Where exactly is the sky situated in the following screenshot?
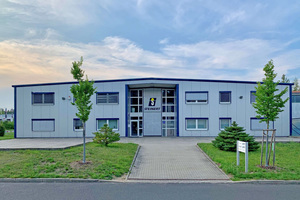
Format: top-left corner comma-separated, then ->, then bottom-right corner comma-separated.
1,0 -> 300,109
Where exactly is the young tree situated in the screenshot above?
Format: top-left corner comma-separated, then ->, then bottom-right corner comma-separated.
293,77 -> 300,91
253,60 -> 289,166
70,57 -> 96,163
253,60 -> 289,129
280,74 -> 290,83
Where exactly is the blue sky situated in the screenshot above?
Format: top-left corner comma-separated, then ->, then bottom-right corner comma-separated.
1,0 -> 300,109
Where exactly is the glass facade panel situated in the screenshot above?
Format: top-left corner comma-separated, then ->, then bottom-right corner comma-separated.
97,120 -> 106,129
197,119 -> 207,129
109,120 -> 118,130
33,94 -> 43,104
250,91 -> 256,103
220,92 -> 231,103
44,93 -> 54,104
220,119 -> 230,130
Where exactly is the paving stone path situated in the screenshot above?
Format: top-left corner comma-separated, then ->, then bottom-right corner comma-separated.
127,139 -> 230,180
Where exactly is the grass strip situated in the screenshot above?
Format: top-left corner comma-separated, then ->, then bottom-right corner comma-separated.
198,142 -> 300,181
0,142 -> 138,180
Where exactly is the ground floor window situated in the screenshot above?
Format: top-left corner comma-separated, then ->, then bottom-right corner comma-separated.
250,118 -> 274,130
220,118 -> 231,130
73,119 -> 83,131
32,119 -> 55,132
97,119 -> 119,130
186,118 -> 208,130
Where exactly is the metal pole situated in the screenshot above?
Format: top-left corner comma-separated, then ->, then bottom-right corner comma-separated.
273,130 -> 276,167
83,122 -> 86,163
265,130 -> 269,167
260,131 -> 264,166
237,141 -> 239,166
245,142 -> 248,173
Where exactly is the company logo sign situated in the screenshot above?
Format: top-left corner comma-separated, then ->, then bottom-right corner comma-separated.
148,98 -> 156,106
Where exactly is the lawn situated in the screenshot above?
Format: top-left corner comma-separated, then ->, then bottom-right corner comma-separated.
198,142 -> 300,181
0,131 -> 14,140
0,142 -> 138,180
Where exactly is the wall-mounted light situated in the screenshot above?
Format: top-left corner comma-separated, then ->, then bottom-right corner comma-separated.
239,96 -> 243,99
62,97 -> 66,100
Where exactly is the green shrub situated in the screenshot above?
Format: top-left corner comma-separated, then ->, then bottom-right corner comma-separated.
3,121 -> 14,130
0,123 -> 5,137
93,124 -> 120,146
212,121 -> 259,152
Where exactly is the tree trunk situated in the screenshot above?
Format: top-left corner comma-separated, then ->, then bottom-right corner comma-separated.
83,122 -> 86,163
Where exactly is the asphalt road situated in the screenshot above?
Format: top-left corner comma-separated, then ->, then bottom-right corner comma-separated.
0,182 -> 299,200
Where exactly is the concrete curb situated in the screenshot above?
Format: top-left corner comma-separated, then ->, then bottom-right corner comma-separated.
0,178 -> 299,184
126,145 -> 141,180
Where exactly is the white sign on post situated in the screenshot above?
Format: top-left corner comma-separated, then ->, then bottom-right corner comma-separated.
237,140 -> 248,173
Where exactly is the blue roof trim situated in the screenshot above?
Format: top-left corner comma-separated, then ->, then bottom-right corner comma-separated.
12,77 -> 294,88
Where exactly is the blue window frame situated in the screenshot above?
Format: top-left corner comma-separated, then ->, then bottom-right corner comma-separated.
185,91 -> 208,104
250,91 -> 256,103
96,118 -> 119,130
32,92 -> 55,105
219,91 -> 231,104
250,118 -> 274,130
96,92 -> 119,104
186,118 -> 208,130
32,119 -> 55,132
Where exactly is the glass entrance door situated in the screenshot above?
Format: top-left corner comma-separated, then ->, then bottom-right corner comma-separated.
130,119 -> 143,137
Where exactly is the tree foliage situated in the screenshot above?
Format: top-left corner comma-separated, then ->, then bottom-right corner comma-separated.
280,74 -> 290,83
293,77 -> 300,91
70,57 -> 96,123
252,60 -> 289,129
212,121 -> 259,152
93,124 -> 120,146
0,123 -> 5,137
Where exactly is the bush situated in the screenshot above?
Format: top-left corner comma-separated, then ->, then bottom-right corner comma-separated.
212,121 -> 259,152
3,121 -> 14,130
0,123 -> 5,137
93,124 -> 120,146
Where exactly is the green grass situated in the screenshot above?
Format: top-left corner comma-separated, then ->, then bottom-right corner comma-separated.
198,142 -> 300,181
0,142 -> 138,179
0,131 -> 14,140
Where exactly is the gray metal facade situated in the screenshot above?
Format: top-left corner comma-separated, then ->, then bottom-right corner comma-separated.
13,78 -> 292,138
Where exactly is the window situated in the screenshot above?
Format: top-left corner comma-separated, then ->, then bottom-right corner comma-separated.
250,91 -> 256,103
220,118 -> 231,130
96,93 -> 119,104
250,118 -> 274,130
130,89 -> 143,113
73,119 -> 83,131
292,95 -> 300,103
219,91 -> 231,103
162,89 -> 175,112
186,92 -> 208,103
97,119 -> 119,130
186,118 -> 208,130
32,92 -> 54,105
32,119 -> 55,132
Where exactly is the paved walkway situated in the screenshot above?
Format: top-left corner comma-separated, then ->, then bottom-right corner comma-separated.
0,138 -> 93,150
125,138 -> 230,181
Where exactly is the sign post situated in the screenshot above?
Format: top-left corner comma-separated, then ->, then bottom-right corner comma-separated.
237,141 -> 248,173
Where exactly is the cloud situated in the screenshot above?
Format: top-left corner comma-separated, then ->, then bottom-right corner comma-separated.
0,36 -> 299,108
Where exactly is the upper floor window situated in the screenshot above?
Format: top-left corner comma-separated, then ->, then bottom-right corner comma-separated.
185,92 -> 208,104
250,91 -> 256,103
96,92 -> 119,104
219,91 -> 231,104
32,92 -> 54,105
